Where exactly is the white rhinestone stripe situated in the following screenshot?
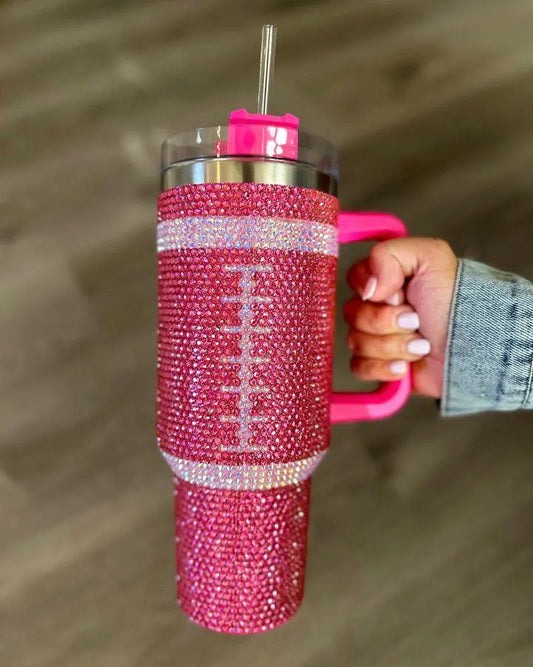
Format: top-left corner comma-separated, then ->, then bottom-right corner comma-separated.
219,264 -> 272,454
157,216 -> 338,256
162,451 -> 326,490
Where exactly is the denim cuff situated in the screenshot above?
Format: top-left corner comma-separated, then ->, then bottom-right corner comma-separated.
441,259 -> 533,416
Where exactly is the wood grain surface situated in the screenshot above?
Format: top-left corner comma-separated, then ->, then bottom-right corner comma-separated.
1,1 -> 532,665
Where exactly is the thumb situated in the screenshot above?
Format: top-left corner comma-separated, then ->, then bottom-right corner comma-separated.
348,237 -> 440,302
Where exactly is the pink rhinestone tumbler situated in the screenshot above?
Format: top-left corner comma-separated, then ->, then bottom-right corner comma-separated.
157,153 -> 411,633
157,21 -> 410,636
158,182 -> 335,633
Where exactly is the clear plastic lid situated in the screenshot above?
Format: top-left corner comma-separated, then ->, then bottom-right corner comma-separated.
161,125 -> 339,179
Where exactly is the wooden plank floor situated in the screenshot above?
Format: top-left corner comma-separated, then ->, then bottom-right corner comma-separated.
1,1 -> 532,665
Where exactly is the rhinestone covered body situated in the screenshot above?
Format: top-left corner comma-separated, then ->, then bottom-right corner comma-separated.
157,182 -> 339,633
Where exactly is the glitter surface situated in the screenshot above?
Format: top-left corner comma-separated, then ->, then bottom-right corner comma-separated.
158,182 -> 338,225
157,183 -> 339,633
157,216 -> 338,256
163,451 -> 325,490
175,478 -> 311,634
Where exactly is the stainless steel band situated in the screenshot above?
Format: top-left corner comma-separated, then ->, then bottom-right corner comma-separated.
161,157 -> 337,195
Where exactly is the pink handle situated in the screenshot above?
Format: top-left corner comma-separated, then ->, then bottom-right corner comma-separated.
330,212 -> 412,423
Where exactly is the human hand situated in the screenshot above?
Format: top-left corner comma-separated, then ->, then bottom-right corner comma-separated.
343,238 -> 458,397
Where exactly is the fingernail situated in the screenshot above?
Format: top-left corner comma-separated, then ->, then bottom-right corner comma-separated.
407,338 -> 431,355
362,276 -> 378,301
397,312 -> 420,330
389,360 -> 407,375
386,293 -> 401,306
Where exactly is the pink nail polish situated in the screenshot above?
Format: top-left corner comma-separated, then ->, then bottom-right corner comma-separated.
386,293 -> 402,306
407,338 -> 431,355
397,312 -> 420,330
362,276 -> 378,301
389,360 -> 407,375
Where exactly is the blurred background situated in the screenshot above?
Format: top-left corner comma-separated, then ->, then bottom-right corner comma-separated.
1,1 -> 532,665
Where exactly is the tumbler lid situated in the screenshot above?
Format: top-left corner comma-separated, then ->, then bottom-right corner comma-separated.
161,24 -> 338,186
161,126 -> 338,180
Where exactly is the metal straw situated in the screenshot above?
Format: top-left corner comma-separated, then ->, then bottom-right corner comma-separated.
257,25 -> 277,115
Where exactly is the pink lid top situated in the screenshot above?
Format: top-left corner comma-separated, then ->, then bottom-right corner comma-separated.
227,108 -> 300,160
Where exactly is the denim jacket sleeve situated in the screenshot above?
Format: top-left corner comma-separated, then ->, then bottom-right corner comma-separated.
441,259 -> 533,416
